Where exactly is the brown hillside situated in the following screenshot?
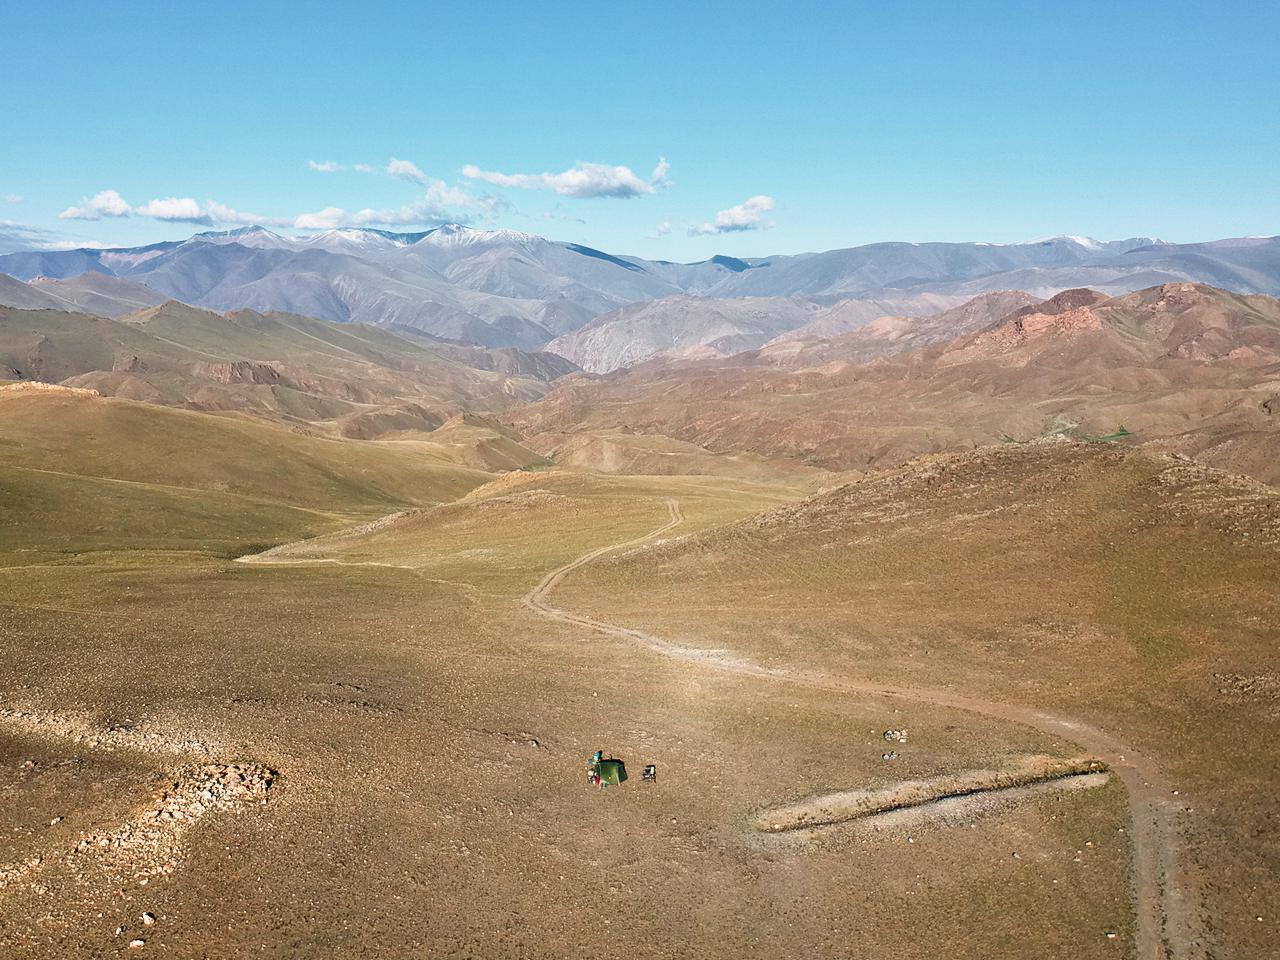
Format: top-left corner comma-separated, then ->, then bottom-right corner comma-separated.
553,439 -> 1280,957
512,283 -> 1280,482
0,301 -> 574,440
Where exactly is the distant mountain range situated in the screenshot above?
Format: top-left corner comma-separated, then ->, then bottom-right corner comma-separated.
1,226 -> 1277,351
546,296 -> 825,372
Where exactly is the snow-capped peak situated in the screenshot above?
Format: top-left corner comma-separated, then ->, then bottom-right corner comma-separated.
1064,235 -> 1104,250
190,225 -> 292,249
1022,234 -> 1105,249
296,228 -> 415,250
415,223 -> 542,247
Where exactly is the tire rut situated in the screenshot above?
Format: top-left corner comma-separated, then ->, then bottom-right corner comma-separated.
523,499 -> 1205,960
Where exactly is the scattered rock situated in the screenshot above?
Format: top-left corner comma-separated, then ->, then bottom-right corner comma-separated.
0,707 -> 211,755
141,912 -> 156,926
883,728 -> 908,743
881,751 -> 898,761
128,938 -> 145,949
60,762 -> 277,884
0,381 -> 101,398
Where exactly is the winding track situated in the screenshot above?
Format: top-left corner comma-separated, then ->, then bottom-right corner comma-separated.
522,499 -> 1203,960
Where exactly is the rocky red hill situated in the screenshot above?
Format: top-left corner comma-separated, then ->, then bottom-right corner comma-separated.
513,283 -> 1280,482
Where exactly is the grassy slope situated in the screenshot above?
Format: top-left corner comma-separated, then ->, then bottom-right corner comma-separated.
0,388 -> 494,560
251,469 -> 802,597
0,465 -> 1134,958
555,439 -> 1280,956
0,390 -> 491,508
4,327 -> 1274,955
524,428 -> 832,484
0,465 -> 330,557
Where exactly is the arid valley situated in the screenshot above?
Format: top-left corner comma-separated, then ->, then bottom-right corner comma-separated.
3,5 -> 1278,956
2,265 -> 1278,958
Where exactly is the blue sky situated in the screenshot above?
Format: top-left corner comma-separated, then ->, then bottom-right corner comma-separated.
1,1 -> 1276,259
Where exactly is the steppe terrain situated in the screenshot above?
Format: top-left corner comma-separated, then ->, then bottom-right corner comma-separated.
1,278 -> 1277,959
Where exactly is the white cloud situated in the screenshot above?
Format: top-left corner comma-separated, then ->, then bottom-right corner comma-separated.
205,201 -> 292,228
2,194 -> 22,204
292,206 -> 349,230
292,180 -> 500,231
647,220 -> 672,239
59,189 -> 133,221
54,174 -> 499,234
293,200 -> 444,231
689,195 -> 775,235
462,157 -> 671,199
424,180 -> 495,210
353,163 -> 374,173
387,157 -> 430,185
308,160 -> 342,173
133,196 -> 213,225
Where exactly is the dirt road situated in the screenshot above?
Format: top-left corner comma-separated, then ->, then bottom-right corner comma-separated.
523,499 -> 1205,960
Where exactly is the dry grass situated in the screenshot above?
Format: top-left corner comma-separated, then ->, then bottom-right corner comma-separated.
555,439 -> 1280,957
0,456 -> 1143,958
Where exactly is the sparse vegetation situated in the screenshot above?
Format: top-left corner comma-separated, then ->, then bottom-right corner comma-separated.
1,284 -> 1277,958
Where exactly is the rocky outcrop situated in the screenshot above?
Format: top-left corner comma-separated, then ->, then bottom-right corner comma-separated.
0,380 -> 100,397
189,360 -> 286,385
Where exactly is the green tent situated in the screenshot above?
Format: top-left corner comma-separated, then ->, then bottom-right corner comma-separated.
597,759 -> 627,786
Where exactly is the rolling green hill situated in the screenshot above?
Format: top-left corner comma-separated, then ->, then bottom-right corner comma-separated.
0,385 -> 495,558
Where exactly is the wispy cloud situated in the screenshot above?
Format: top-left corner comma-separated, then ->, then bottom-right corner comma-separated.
292,181 -> 502,230
651,157 -> 671,188
58,189 -> 132,221
305,158 -> 416,178
205,201 -> 292,228
542,205 -> 587,225
2,194 -> 22,204
55,174 -> 502,234
647,220 -> 672,239
291,207 -> 350,231
387,157 -> 430,186
293,200 -> 445,231
0,219 -> 110,253
462,157 -> 670,199
689,195 -> 775,235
